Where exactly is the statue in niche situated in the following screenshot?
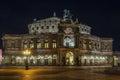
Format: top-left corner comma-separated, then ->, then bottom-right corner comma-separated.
64,35 -> 75,47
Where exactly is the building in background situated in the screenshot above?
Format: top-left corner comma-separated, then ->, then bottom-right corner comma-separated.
1,10 -> 113,66
112,51 -> 120,66
0,49 -> 2,64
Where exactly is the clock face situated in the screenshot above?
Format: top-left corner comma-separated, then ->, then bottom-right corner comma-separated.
64,28 -> 73,33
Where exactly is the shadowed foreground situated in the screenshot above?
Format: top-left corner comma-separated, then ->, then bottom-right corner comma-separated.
0,67 -> 120,80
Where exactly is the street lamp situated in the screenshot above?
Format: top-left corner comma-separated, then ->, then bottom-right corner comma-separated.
23,49 -> 31,70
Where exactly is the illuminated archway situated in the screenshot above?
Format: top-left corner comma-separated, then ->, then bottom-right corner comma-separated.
66,52 -> 74,65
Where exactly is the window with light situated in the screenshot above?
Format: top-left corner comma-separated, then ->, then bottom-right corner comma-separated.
37,42 -> 41,48
45,42 -> 49,48
52,43 -> 56,48
30,41 -> 34,48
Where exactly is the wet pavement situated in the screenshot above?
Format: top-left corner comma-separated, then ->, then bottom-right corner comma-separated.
0,67 -> 120,80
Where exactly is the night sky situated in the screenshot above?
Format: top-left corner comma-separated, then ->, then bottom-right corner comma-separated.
0,0 -> 120,51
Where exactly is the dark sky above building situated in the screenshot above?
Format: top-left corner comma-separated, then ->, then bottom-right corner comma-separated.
0,0 -> 120,51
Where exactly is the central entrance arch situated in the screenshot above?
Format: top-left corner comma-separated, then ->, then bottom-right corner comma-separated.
66,52 -> 74,65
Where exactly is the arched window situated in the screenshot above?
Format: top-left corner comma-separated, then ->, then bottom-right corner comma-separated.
23,40 -> 27,49
89,41 -> 92,50
37,27 -> 39,30
46,26 -> 49,29
44,40 -> 49,48
32,27 -> 34,30
30,40 -> 34,49
52,26 -> 54,28
52,40 -> 57,48
41,26 -> 44,29
37,39 -> 41,48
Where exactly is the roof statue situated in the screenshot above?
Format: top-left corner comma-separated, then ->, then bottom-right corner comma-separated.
53,12 -> 56,17
33,18 -> 37,22
62,9 -> 73,23
75,18 -> 79,24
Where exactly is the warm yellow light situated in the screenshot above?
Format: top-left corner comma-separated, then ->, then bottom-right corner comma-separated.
23,49 -> 31,56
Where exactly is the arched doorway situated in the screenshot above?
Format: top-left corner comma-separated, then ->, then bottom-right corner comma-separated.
66,52 -> 74,65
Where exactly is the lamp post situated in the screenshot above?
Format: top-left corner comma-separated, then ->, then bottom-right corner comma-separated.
23,49 -> 31,70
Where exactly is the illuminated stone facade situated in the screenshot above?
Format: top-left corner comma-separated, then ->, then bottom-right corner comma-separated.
1,10 -> 113,66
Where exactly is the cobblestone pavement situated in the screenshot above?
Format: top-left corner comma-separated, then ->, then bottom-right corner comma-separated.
0,66 -> 119,80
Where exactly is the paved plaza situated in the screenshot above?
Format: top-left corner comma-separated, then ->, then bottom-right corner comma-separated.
0,66 -> 120,80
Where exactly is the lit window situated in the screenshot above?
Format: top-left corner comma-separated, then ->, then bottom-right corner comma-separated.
52,43 -> 56,48
89,42 -> 92,50
30,43 -> 34,48
23,40 -> 28,49
30,41 -> 34,49
23,43 -> 27,49
37,42 -> 41,48
83,43 -> 87,50
45,43 -> 49,48
52,40 -> 56,48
